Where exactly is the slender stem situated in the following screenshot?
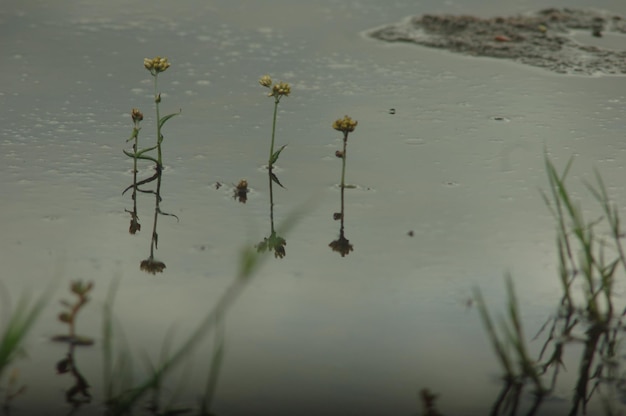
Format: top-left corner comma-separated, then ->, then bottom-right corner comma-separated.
268,166 -> 275,234
132,133 -> 139,217
268,98 -> 279,167
154,75 -> 162,165
340,132 -> 348,189
339,179 -> 346,235
149,164 -> 163,258
150,73 -> 163,258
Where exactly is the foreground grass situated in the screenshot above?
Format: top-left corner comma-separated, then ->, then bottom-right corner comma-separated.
476,154 -> 626,416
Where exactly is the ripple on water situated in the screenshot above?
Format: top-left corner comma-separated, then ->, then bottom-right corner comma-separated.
405,138 -> 426,146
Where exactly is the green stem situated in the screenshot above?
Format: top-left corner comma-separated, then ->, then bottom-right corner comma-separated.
268,166 -> 275,234
154,74 -> 162,165
268,98 -> 279,167
340,132 -> 348,189
150,73 -> 163,258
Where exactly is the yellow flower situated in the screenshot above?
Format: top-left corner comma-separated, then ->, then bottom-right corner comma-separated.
332,115 -> 358,133
259,75 -> 272,88
144,56 -> 171,75
271,82 -> 291,97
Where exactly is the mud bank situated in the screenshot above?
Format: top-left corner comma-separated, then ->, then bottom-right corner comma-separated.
369,8 -> 626,75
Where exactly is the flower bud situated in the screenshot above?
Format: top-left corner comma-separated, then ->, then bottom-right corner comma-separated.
131,108 -> 143,123
259,75 -> 272,88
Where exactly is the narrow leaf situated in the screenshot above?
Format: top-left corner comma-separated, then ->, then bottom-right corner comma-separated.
158,110 -> 181,130
270,145 -> 287,166
270,172 -> 286,189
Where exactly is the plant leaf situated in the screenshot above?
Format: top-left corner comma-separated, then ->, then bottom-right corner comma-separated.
158,110 -> 181,130
270,145 -> 287,166
157,208 -> 180,223
270,172 -> 286,189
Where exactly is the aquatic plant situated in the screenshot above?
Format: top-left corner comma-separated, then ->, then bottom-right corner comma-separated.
123,56 -> 180,274
124,108 -> 144,235
53,280 -> 94,346
329,115 -> 357,257
258,75 -> 290,174
474,276 -> 546,414
477,155 -> 626,415
332,115 -> 358,190
256,75 -> 291,258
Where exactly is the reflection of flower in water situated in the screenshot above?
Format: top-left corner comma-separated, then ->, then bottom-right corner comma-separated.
329,233 -> 353,257
128,214 -> 141,235
140,257 -> 166,274
233,179 -> 249,204
256,231 -> 287,259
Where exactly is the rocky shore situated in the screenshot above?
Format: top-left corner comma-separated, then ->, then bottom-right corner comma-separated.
369,8 -> 626,75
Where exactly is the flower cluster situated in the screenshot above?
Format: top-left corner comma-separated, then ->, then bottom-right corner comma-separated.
271,82 -> 291,97
144,56 -> 171,75
332,115 -> 358,133
259,75 -> 291,98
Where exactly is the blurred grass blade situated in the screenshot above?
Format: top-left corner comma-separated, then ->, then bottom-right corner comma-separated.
0,291 -> 48,378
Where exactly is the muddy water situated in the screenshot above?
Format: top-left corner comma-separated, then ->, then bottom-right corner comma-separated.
2,0 -> 626,415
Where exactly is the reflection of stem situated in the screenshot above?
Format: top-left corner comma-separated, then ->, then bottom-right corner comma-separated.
339,179 -> 346,236
63,343 -> 91,404
132,136 -> 139,217
268,166 -> 275,234
340,131 -> 348,189
570,323 -> 603,415
268,98 -> 279,166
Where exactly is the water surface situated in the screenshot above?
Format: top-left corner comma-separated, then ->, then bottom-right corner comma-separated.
2,0 -> 626,415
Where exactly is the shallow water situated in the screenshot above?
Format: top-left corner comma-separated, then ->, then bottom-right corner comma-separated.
2,0 -> 626,415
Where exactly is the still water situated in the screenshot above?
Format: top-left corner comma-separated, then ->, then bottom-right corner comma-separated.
2,0 -> 626,414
